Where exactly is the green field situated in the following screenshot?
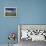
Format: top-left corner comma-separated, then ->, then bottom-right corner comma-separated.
5,12 -> 16,16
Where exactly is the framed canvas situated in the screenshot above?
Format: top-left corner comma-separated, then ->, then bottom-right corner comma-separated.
4,7 -> 17,16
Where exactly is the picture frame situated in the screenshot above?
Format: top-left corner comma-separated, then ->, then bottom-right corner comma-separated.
4,7 -> 17,17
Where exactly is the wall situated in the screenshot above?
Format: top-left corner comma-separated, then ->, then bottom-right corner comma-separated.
0,0 -> 20,44
0,0 -> 46,44
19,0 -> 46,24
